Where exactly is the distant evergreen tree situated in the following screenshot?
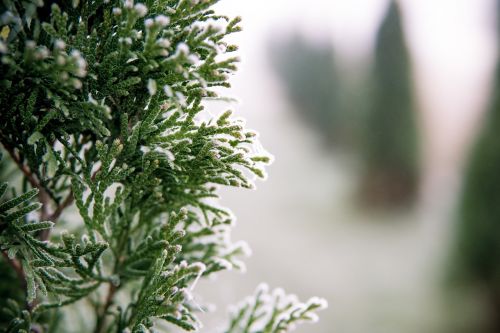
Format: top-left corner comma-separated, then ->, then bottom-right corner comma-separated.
268,34 -> 354,147
359,0 -> 419,208
452,2 -> 500,331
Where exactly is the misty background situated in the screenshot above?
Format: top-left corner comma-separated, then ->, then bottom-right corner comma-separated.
191,0 -> 500,332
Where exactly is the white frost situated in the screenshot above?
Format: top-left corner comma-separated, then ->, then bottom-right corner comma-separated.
147,78 -> 157,95
134,3 -> 148,17
155,15 -> 170,27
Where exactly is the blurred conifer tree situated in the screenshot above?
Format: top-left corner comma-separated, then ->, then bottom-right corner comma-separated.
359,0 -> 419,208
268,34 -> 360,148
452,1 -> 500,331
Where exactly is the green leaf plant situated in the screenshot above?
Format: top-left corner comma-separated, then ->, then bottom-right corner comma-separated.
0,1 -> 326,332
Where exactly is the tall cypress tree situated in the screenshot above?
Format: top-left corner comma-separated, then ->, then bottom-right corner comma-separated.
452,2 -> 500,331
359,0 -> 419,208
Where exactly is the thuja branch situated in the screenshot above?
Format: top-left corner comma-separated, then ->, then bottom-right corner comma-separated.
0,1 -> 325,332
1,142 -> 52,216
1,141 -> 75,241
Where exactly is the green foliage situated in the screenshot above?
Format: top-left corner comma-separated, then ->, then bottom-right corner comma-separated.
225,284 -> 327,333
359,0 -> 419,207
0,0 -> 325,332
455,101 -> 500,283
451,2 -> 500,330
0,258 -> 24,328
0,180 -> 108,317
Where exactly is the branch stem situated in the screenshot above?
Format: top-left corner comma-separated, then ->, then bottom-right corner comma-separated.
94,283 -> 117,333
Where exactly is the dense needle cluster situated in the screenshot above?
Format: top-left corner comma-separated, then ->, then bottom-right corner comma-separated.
0,0 -> 326,332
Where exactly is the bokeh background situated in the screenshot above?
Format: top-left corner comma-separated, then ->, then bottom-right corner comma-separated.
193,0 -> 500,332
